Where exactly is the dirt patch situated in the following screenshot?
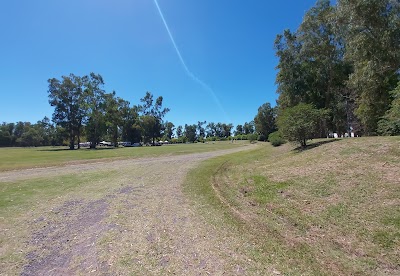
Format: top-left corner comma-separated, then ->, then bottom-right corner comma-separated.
22,199 -> 110,276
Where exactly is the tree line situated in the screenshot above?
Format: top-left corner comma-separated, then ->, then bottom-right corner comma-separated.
266,0 -> 399,147
0,72 -> 263,148
2,0 -> 397,148
0,70 -> 279,148
0,73 -> 171,149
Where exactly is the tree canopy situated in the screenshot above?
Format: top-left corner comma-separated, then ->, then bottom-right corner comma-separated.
277,103 -> 326,148
274,0 -> 400,137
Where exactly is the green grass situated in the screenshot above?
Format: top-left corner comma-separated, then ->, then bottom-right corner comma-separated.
184,136 -> 400,275
0,141 -> 246,171
0,170 -> 118,216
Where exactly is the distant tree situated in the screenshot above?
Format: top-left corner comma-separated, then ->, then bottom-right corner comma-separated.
254,102 -> 277,140
0,123 -> 12,147
140,92 -> 170,145
197,121 -> 206,140
243,121 -> 255,134
48,74 -> 85,149
222,123 -> 233,137
206,122 -> 216,137
235,124 -> 243,136
277,103 -> 325,148
121,105 -> 141,143
141,115 -> 161,144
35,116 -> 55,146
164,121 -> 175,140
83,73 -> 107,149
17,127 -> 43,147
14,121 -> 25,141
104,92 -> 130,147
184,124 -> 197,142
176,125 -> 183,138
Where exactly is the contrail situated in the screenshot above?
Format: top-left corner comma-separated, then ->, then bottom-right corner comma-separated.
153,0 -> 230,121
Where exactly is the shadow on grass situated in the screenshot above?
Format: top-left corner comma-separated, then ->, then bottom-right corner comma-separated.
38,147 -> 117,152
37,148 -> 71,152
293,139 -> 340,152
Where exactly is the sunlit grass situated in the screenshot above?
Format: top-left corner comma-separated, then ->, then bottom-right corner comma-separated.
0,141 -> 247,171
184,136 -> 400,275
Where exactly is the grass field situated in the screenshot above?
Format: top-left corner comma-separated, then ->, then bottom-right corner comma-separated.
1,137 -> 399,275
0,143 -> 253,275
184,137 -> 400,275
0,141 -> 246,172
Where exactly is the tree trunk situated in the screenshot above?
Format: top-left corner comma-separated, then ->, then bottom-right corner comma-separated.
69,126 -> 74,150
302,139 -> 307,148
77,125 -> 81,149
113,126 -> 118,147
90,126 -> 97,149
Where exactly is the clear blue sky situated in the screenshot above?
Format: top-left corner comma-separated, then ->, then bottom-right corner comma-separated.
0,0 -> 317,128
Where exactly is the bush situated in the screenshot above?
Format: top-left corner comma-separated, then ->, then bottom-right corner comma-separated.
268,131 -> 285,147
249,133 -> 258,143
258,134 -> 266,141
277,103 -> 325,148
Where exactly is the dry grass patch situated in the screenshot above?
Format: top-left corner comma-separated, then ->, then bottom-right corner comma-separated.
185,137 -> 400,275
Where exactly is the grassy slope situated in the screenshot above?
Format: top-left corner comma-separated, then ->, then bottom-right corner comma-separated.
184,137 -> 400,275
0,141 -> 245,172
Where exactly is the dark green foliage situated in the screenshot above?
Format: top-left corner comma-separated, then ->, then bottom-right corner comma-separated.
338,0 -> 400,134
48,74 -> 86,149
120,105 -> 141,143
205,122 -> 233,138
277,103 -> 324,148
257,134 -> 266,142
83,73 -> 107,149
254,102 -> 277,139
184,124 -> 197,142
378,82 -> 400,135
243,121 -> 255,134
274,0 -> 400,135
140,115 -> 160,144
176,125 -> 183,138
163,121 -> 175,140
197,121 -> 206,140
140,92 -> 170,145
248,133 -> 258,143
268,131 -> 285,147
234,124 -> 243,136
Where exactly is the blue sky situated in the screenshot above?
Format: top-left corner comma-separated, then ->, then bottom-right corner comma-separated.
0,0 -> 317,128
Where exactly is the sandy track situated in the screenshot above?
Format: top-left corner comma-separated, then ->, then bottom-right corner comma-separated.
5,145 -> 269,275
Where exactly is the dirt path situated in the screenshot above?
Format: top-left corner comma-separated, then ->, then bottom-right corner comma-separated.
0,146 -> 254,183
4,145 -> 270,275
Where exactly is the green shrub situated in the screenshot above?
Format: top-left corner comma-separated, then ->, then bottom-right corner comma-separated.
268,131 -> 285,147
249,133 -> 258,143
258,134 -> 266,141
277,103 -> 325,148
